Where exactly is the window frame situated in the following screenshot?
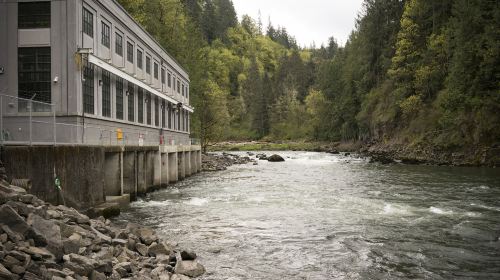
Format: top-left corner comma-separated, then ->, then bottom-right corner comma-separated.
82,7 -> 93,38
145,56 -> 151,74
116,77 -> 124,120
101,70 -> 111,117
153,62 -> 159,80
137,49 -> 143,69
127,82 -> 135,122
17,47 -> 52,112
101,21 -> 110,48
126,41 -> 134,63
115,32 -> 123,56
18,1 -> 51,29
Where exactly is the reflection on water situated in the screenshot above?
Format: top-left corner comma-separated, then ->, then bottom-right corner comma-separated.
113,152 -> 500,279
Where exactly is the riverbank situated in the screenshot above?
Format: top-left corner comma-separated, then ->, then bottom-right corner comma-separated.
202,152 -> 256,172
209,141 -> 500,167
0,161 -> 205,280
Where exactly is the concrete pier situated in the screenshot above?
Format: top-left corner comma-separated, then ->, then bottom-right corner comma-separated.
1,145 -> 202,212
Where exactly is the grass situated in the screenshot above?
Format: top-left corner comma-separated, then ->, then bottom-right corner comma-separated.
207,141 -> 348,152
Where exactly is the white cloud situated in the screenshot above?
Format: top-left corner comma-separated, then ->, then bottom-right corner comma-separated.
231,0 -> 364,47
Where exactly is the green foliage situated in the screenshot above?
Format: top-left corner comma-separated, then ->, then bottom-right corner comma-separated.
118,0 -> 499,152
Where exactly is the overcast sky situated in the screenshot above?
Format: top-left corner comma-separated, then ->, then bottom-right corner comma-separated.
231,0 -> 364,47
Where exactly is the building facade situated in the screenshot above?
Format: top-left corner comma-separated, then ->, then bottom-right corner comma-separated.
0,0 -> 193,146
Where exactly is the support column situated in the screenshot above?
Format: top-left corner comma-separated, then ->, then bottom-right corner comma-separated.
123,151 -> 136,200
160,153 -> 168,187
153,150 -> 162,188
104,152 -> 121,196
137,152 -> 147,194
168,152 -> 178,183
185,151 -> 192,177
178,151 -> 185,179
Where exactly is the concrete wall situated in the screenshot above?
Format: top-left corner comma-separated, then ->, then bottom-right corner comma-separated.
2,146 -> 106,209
1,144 -> 201,210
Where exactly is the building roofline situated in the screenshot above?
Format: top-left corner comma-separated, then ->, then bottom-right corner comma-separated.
105,0 -> 190,80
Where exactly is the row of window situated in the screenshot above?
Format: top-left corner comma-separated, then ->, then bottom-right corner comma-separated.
82,6 -> 189,99
83,61 -> 190,132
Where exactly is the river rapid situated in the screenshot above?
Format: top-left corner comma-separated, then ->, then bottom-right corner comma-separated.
114,151 -> 500,279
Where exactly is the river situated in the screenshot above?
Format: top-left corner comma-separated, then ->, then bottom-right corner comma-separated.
113,151 -> 500,279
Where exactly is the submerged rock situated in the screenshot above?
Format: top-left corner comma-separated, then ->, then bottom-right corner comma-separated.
268,154 -> 285,162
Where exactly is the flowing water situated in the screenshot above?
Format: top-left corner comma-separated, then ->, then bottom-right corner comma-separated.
114,152 -> 500,279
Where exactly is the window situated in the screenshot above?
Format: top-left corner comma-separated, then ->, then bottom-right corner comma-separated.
137,88 -> 144,123
18,2 -> 50,29
116,78 -> 124,120
101,22 -> 110,48
167,103 -> 172,129
18,47 -> 51,112
153,62 -> 158,79
137,49 -> 143,69
127,42 -> 133,63
146,56 -> 151,74
186,86 -> 189,99
82,8 -> 93,37
167,72 -> 172,88
146,93 -> 151,125
154,97 -> 159,127
82,59 -> 95,114
102,70 -> 111,117
161,68 -> 165,85
162,100 -> 166,128
182,84 -> 185,97
177,80 -> 180,93
127,82 -> 135,122
115,33 -> 123,56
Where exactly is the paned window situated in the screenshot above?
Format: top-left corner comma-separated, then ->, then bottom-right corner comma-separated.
18,47 -> 51,112
102,70 -> 111,117
154,97 -> 159,127
116,78 -> 124,120
137,88 -> 144,123
18,1 -> 50,29
115,33 -> 123,56
154,62 -> 158,79
82,59 -> 94,114
161,100 -> 166,128
146,93 -> 151,125
161,68 -> 165,85
146,56 -> 151,74
127,42 -> 133,63
101,22 -> 110,48
137,49 -> 143,69
82,8 -> 93,37
127,82 -> 135,122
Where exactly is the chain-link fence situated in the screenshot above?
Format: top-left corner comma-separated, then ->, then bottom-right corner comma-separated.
0,94 -> 193,146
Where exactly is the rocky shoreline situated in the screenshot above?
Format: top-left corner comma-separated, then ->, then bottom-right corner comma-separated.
210,141 -> 500,167
0,161 -> 205,280
201,152 -> 256,171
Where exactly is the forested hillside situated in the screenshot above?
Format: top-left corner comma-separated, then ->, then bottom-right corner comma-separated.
117,0 -> 500,159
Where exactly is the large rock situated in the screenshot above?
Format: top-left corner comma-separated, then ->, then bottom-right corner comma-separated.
0,205 -> 30,235
148,242 -> 171,257
267,154 -> 285,162
0,263 -> 16,279
175,260 -> 205,278
180,250 -> 197,261
27,214 -> 63,259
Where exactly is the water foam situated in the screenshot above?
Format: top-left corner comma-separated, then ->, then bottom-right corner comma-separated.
429,207 -> 453,215
184,197 -> 209,206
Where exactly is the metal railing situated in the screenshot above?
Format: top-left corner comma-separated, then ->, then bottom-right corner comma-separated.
0,94 -> 193,147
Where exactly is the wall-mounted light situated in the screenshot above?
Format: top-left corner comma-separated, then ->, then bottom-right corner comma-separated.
125,90 -> 130,96
98,80 -> 102,86
0,67 -> 4,74
53,76 -> 59,83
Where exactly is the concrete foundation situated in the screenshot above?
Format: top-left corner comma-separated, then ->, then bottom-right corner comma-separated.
1,145 -> 201,211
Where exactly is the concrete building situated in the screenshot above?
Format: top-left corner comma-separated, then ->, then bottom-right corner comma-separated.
0,0 -> 193,145
0,0 -> 202,213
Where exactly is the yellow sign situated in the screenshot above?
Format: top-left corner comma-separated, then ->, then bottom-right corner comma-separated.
116,129 -> 123,140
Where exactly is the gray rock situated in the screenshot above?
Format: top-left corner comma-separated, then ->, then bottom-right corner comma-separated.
148,242 -> 171,257
19,246 -> 55,260
0,263 -> 16,280
1,225 -> 24,243
180,250 -> 197,261
268,154 -> 285,162
91,226 -> 112,244
171,274 -> 190,280
136,243 -> 148,256
175,260 -> 205,278
136,227 -> 157,245
0,205 -> 30,235
112,238 -> 127,246
27,214 -> 63,259
90,270 -> 107,280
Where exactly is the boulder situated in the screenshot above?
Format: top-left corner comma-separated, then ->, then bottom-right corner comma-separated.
148,242 -> 171,257
0,263 -> 16,279
136,243 -> 149,256
27,214 -> 63,259
0,205 -> 30,235
175,260 -> 205,278
267,154 -> 285,162
171,274 -> 190,280
180,250 -> 197,261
